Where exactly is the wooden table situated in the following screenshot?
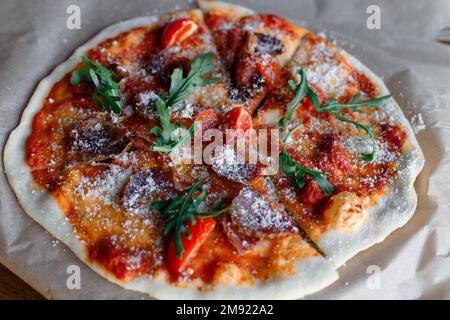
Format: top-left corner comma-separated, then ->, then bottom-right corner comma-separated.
0,263 -> 44,300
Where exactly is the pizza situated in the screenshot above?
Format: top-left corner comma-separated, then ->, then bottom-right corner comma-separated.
4,0 -> 424,299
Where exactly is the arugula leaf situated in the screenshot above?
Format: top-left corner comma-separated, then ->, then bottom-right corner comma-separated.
278,69 -> 311,127
279,126 -> 333,196
70,56 -> 122,114
151,181 -> 231,258
150,99 -> 197,153
150,52 -> 218,153
317,94 -> 391,113
283,68 -> 392,161
317,93 -> 390,161
332,112 -> 376,161
150,99 -> 177,150
165,52 -> 219,107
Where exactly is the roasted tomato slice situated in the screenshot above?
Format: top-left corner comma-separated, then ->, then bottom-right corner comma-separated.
235,54 -> 282,90
220,107 -> 253,132
167,217 -> 216,277
195,108 -> 219,132
161,18 -> 198,49
300,181 -> 325,205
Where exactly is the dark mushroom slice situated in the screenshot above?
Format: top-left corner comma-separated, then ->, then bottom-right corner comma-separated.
229,74 -> 265,104
222,213 -> 260,253
229,177 -> 298,238
230,32 -> 283,106
238,31 -> 285,57
209,144 -> 257,184
122,168 -> 176,215
254,32 -> 284,55
145,53 -> 190,85
69,118 -> 130,162
107,62 -> 128,79
134,89 -> 160,117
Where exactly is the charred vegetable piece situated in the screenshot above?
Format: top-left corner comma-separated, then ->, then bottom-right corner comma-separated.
69,119 -> 128,161
122,169 -> 175,214
230,178 -> 298,237
254,32 -> 284,55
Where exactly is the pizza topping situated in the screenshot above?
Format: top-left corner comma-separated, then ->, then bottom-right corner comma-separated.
319,137 -> 352,173
150,52 -> 219,153
278,68 -> 317,127
195,108 -> 219,132
88,238 -> 157,280
70,56 -> 122,114
322,191 -> 365,233
299,181 -> 326,205
234,54 -> 282,91
151,181 -> 231,259
382,123 -> 407,152
122,169 -> 175,215
280,68 -> 392,161
70,119 -> 129,161
220,107 -> 253,132
135,90 -> 160,117
319,94 -> 390,162
354,71 -> 380,99
230,178 -> 298,237
145,53 -> 190,85
166,217 -> 216,277
210,144 -> 256,184
161,18 -> 199,49
280,126 -> 334,196
254,32 -> 284,55
294,35 -> 353,99
164,52 -> 219,107
150,99 -> 195,153
238,31 -> 284,57
232,31 -> 283,97
74,164 -> 133,211
222,214 -> 259,253
278,74 -> 325,127
229,75 -> 265,103
212,262 -> 245,286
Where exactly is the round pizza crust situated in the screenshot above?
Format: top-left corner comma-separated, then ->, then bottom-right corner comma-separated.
3,5 -> 424,299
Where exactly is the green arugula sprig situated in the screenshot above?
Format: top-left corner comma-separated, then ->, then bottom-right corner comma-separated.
70,56 -> 122,114
165,52 -> 219,107
150,99 -> 196,153
278,68 -> 392,161
279,126 -> 333,196
321,94 -> 376,161
151,181 -> 231,258
150,52 -> 219,153
278,69 -> 317,128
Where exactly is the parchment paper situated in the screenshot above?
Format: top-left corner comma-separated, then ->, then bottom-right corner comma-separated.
1,0 -> 449,299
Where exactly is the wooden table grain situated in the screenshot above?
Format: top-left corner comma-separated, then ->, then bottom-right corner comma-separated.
0,263 -> 44,300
